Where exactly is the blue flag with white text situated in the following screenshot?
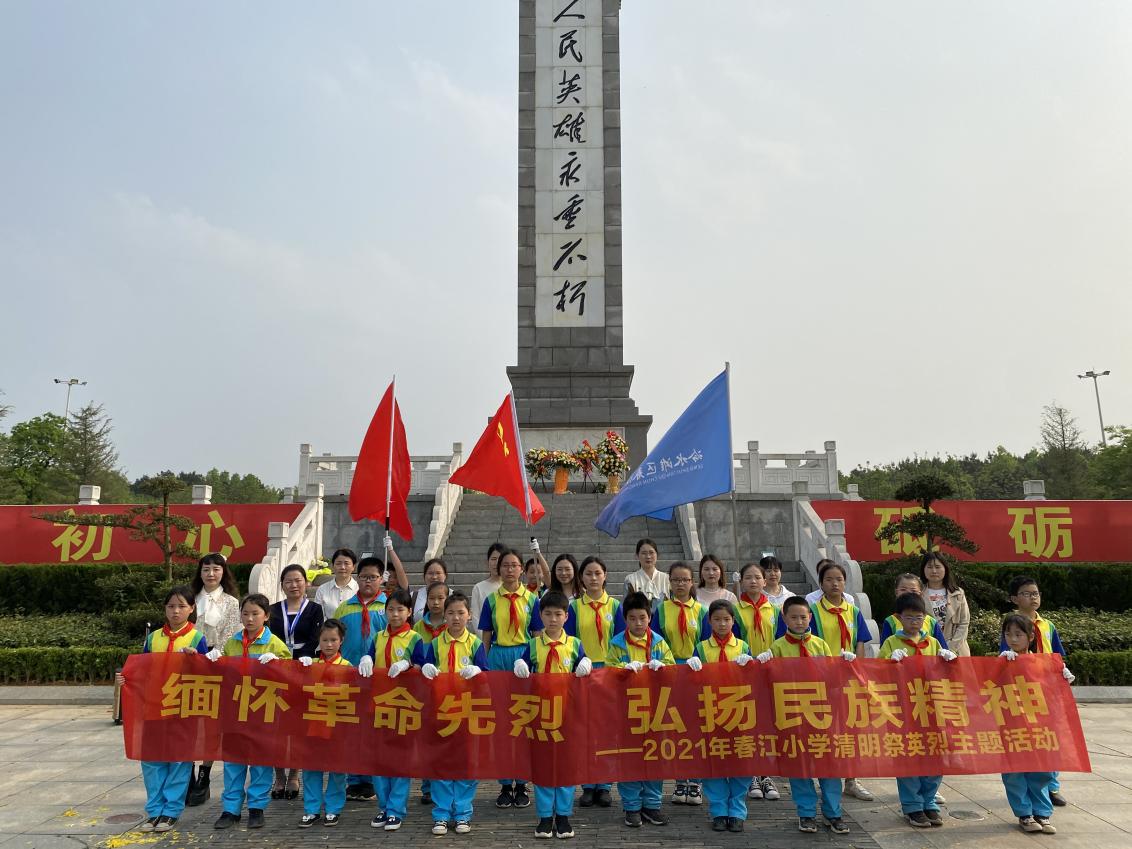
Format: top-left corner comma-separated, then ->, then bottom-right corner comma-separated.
595,368 -> 733,537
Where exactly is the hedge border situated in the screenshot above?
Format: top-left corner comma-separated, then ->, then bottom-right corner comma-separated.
0,647 -> 130,684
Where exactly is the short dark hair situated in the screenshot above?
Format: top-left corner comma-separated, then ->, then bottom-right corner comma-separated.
782,596 -> 810,615
759,554 -> 782,571
240,593 -> 271,616
623,591 -> 651,616
425,581 -> 450,599
385,589 -> 414,613
817,559 -> 847,582
422,557 -> 448,578
486,542 -> 507,560
321,618 -> 346,639
330,548 -> 358,565
1008,575 -> 1039,597
539,590 -> 570,614
1001,613 -> 1035,644
635,538 -> 658,555
357,557 -> 385,574
739,561 -> 764,581
280,563 -> 307,584
894,593 -> 928,616
444,591 -> 471,613
163,585 -> 196,622
707,599 -> 736,621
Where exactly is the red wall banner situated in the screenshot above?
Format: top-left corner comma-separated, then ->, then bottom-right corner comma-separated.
811,499 -> 1132,562
0,504 -> 303,564
122,653 -> 1088,782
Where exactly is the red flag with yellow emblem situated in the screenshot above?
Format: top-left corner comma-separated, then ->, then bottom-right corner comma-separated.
449,392 -> 545,524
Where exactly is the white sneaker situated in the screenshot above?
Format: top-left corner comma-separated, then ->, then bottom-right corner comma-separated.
432,822 -> 448,835
748,780 -> 764,800
455,821 -> 472,834
934,792 -> 946,805
761,777 -> 780,801
844,779 -> 874,801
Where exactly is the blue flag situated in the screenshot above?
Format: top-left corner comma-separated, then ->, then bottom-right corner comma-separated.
595,368 -> 733,537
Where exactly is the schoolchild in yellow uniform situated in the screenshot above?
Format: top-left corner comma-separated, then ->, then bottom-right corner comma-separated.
479,547 -> 543,810
411,580 -> 449,805
878,594 -> 958,828
295,619 -> 353,828
359,589 -> 425,831
209,593 -> 291,830
116,586 -> 209,833
760,597 -> 850,835
514,591 -> 592,839
607,591 -> 673,828
878,573 -> 949,647
564,555 -> 623,808
420,591 -> 488,835
650,562 -> 709,805
734,561 -> 782,802
687,600 -> 753,833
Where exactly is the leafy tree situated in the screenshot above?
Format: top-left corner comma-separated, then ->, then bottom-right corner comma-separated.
875,473 -> 979,556
132,468 -> 281,504
1038,402 -> 1091,498
3,413 -> 72,503
37,473 -> 197,580
1089,426 -> 1132,499
59,403 -> 132,503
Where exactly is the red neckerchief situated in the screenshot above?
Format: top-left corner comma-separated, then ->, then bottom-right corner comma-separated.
444,629 -> 468,673
626,631 -> 652,661
742,593 -> 770,637
786,633 -> 811,657
587,596 -> 606,645
526,581 -> 541,593
901,636 -> 930,655
320,651 -> 342,665
503,589 -> 524,638
162,622 -> 193,652
359,594 -> 379,639
821,598 -> 853,651
423,617 -> 446,639
712,633 -> 733,662
1031,616 -> 1046,653
545,636 -> 564,673
672,598 -> 694,640
241,627 -> 265,658
384,623 -> 412,668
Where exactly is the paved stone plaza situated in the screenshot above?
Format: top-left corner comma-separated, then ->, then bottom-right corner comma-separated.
0,703 -> 1129,849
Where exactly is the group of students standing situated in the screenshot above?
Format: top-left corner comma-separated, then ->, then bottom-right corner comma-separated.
120,542 -> 1073,839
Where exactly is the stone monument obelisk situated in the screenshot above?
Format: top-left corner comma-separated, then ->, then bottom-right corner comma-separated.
508,0 -> 651,467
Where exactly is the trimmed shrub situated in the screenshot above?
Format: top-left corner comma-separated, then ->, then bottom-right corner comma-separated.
0,647 -> 129,683
967,608 -> 1132,656
1070,651 -> 1132,686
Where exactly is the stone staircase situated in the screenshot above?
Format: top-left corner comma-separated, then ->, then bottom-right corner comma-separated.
439,492 -> 686,595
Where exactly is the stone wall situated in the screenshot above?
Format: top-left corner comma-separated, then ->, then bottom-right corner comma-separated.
321,494 -> 433,564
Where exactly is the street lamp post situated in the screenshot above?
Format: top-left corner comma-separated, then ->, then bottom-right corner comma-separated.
1077,369 -> 1111,447
52,378 -> 87,424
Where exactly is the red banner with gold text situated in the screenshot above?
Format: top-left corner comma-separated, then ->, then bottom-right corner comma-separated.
122,653 -> 1089,782
0,504 -> 303,564
810,499 -> 1132,562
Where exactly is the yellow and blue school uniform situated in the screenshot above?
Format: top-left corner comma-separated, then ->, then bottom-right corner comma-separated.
651,597 -> 709,662
879,613 -> 948,649
302,653 -> 352,818
411,614 -> 446,801
998,613 -> 1066,797
768,631 -> 843,820
422,629 -> 487,826
369,625 -> 426,824
522,633 -> 587,820
694,634 -> 753,822
334,593 -> 387,665
607,629 -> 674,812
565,592 -> 624,668
879,632 -> 944,816
138,624 -> 209,820
220,627 -> 292,816
774,596 -> 871,654
735,593 -> 778,656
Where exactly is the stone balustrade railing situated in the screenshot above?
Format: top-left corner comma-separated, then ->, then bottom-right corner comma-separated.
734,441 -> 841,495
249,484 -> 325,605
298,444 -> 460,497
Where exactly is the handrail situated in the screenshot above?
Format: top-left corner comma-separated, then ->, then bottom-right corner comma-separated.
674,503 -> 703,562
424,444 -> 465,561
249,487 -> 324,605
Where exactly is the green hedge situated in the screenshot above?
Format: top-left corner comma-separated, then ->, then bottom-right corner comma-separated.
966,608 -> 1132,658
0,614 -> 138,649
1070,651 -> 1132,686
0,562 -> 253,614
0,647 -> 129,683
862,560 -> 1132,616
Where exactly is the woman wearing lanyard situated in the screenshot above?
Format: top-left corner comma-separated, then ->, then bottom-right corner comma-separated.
268,564 -> 324,799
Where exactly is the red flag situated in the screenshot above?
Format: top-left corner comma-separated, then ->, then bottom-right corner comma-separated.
348,381 -> 413,539
449,392 -> 545,524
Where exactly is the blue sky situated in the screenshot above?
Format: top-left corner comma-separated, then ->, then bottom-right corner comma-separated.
2,1 -> 1129,486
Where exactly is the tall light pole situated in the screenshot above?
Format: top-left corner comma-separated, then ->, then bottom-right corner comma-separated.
1077,369 -> 1110,447
53,378 -> 87,424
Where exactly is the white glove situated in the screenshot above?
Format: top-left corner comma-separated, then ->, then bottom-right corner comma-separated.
646,658 -> 665,671
736,653 -> 753,666
206,648 -> 222,662
756,651 -> 773,664
258,653 -> 278,664
840,650 -> 856,662
940,649 -> 958,662
1063,666 -> 1076,684
529,538 -> 540,552
358,656 -> 374,678
574,657 -> 593,677
625,661 -> 643,673
383,533 -> 394,551
513,658 -> 531,678
889,649 -> 909,662
686,656 -> 704,671
459,664 -> 482,679
299,656 -> 314,667
388,659 -> 410,678
421,663 -> 439,680
1000,650 -> 1018,661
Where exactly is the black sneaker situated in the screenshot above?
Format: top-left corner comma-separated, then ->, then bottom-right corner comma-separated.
624,810 -> 642,828
827,817 -> 849,834
513,784 -> 531,808
299,814 -> 320,828
798,817 -> 818,833
924,809 -> 944,827
579,788 -> 595,808
139,817 -> 159,833
214,812 -> 240,830
324,813 -> 340,827
345,784 -> 364,801
712,816 -> 728,832
595,789 -> 612,807
727,817 -> 743,833
555,815 -> 574,838
154,816 -> 176,833
496,785 -> 515,808
1049,791 -> 1067,807
247,808 -> 265,829
357,783 -> 376,800
641,808 -> 668,826
371,812 -> 388,828
907,811 -> 931,828
535,817 -> 555,838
